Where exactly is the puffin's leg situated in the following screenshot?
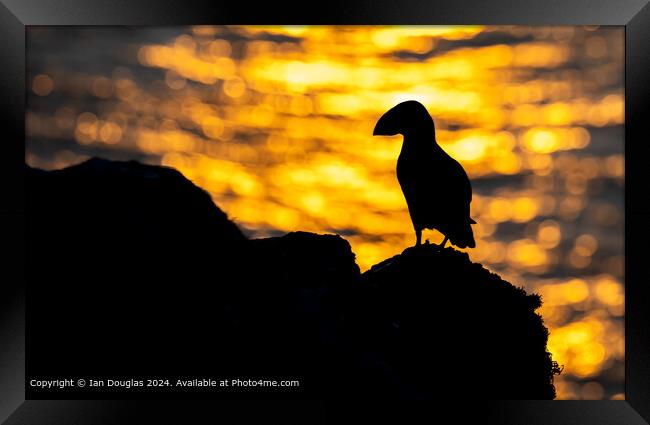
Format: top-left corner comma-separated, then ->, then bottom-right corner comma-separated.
415,229 -> 422,246
440,236 -> 449,248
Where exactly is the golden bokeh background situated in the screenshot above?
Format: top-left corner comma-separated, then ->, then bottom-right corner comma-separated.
26,25 -> 624,400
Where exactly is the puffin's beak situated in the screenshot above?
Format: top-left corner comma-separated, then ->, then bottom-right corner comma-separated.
373,109 -> 399,136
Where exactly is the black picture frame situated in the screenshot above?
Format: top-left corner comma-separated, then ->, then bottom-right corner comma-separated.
1,0 -> 649,423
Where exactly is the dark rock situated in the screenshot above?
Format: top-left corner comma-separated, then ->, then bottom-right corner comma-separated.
27,158 -> 247,377
26,158 -> 558,399
234,232 -> 360,391
248,231 -> 360,289
348,244 -> 558,399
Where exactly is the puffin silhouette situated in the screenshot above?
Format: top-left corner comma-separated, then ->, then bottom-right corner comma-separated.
373,100 -> 476,248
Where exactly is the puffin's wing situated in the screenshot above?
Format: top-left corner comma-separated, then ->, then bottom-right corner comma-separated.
446,158 -> 477,247
447,156 -> 474,222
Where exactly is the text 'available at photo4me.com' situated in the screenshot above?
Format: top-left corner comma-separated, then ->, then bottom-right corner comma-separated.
29,377 -> 302,392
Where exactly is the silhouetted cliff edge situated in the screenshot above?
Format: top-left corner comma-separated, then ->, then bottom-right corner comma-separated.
352,245 -> 558,399
26,158 -> 558,399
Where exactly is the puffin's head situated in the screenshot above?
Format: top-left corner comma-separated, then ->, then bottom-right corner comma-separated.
373,100 -> 435,138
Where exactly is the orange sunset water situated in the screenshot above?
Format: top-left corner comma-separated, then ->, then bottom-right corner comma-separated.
26,25 -> 624,399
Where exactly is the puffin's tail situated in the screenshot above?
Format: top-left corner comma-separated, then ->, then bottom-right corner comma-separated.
450,218 -> 476,248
